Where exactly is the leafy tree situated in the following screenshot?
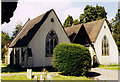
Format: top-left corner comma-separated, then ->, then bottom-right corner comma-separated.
63,15 -> 73,27
1,31 -> 11,62
112,9 -> 120,52
111,9 -> 120,26
2,1 -> 18,24
12,22 -> 23,39
113,21 -> 120,52
1,31 -> 11,48
95,5 -> 107,20
73,19 -> 80,25
79,5 -> 107,23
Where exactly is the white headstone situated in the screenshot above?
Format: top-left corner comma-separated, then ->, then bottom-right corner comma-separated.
47,74 -> 50,80
47,74 -> 53,80
40,75 -> 44,82
40,75 -> 44,80
27,69 -> 32,79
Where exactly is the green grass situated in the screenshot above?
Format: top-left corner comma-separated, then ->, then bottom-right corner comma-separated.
1,63 -> 8,67
53,75 -> 90,80
1,75 -> 31,80
97,64 -> 120,70
1,73 -> 91,80
1,63 -> 57,74
1,63 -> 91,80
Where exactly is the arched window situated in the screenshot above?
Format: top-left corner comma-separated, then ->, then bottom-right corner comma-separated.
102,35 -> 109,56
46,30 -> 58,57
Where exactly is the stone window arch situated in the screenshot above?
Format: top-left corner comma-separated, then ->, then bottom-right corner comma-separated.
102,35 -> 109,56
46,30 -> 58,57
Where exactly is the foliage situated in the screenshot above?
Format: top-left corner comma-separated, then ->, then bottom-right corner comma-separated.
113,21 -> 120,52
12,22 -> 23,39
1,31 -> 11,62
63,15 -> 73,27
79,5 -> 107,23
53,43 -> 91,76
1,31 -> 11,48
111,9 -> 120,53
73,19 -> 80,25
2,2 -> 18,24
2,47 -> 7,58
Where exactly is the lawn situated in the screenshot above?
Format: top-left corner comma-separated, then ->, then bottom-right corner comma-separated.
1,63 -> 91,80
1,73 -> 91,80
1,63 -> 57,74
97,64 -> 120,70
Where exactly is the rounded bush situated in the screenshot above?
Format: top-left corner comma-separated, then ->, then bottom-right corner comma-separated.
53,43 -> 91,76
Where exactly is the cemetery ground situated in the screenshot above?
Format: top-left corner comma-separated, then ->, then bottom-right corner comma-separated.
1,63 -> 120,80
1,63 -> 91,80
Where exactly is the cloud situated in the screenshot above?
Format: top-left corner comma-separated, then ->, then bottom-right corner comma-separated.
1,1 -> 72,36
62,8 -> 83,23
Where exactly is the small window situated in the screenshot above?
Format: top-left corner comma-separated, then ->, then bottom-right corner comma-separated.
104,26 -> 106,29
46,30 -> 58,57
102,35 -> 109,56
51,18 -> 54,22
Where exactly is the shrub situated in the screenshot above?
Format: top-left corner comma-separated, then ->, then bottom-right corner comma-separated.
53,43 -> 91,76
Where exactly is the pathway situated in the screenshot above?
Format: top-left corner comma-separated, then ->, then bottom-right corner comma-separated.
90,68 -> 119,80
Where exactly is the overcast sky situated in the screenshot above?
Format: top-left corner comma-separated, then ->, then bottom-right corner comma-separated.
1,0 -> 119,37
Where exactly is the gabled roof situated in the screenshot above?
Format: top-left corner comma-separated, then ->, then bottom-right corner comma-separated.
9,9 -> 53,48
64,24 -> 82,42
84,19 -> 105,42
65,19 -> 105,43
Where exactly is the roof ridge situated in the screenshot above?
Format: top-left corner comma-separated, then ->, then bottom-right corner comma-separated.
83,18 -> 105,25
30,9 -> 53,21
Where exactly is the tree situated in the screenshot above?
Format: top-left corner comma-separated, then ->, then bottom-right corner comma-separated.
112,9 -> 120,52
2,1 -> 18,24
12,22 -> 23,39
79,5 -> 107,23
111,9 -> 120,26
1,31 -> 11,48
73,19 -> 80,25
1,31 -> 11,62
63,15 -> 73,27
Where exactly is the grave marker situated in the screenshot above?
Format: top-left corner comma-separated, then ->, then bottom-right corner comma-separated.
27,69 -> 32,79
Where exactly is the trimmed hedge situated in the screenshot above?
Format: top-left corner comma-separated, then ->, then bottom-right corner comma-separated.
53,43 -> 91,76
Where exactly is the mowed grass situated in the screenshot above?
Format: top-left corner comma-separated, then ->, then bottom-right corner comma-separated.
1,73 -> 91,80
1,63 -> 8,67
53,75 -> 90,80
1,63 -> 56,74
97,64 -> 120,70
1,75 -> 30,80
1,63 -> 91,80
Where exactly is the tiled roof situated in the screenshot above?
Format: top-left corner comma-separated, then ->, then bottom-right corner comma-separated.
65,19 -> 105,43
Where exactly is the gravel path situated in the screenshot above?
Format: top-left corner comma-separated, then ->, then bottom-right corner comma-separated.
90,68 -> 119,80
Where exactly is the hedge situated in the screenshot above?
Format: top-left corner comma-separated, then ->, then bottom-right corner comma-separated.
53,43 -> 91,76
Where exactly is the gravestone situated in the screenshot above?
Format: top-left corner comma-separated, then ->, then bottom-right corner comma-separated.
47,74 -> 52,80
40,75 -> 44,82
27,69 -> 32,79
